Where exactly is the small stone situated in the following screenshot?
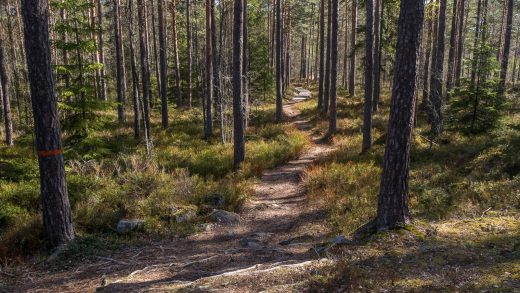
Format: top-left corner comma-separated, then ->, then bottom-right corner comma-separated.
332,235 -> 352,245
175,209 -> 196,223
116,219 -> 144,235
209,210 -> 241,225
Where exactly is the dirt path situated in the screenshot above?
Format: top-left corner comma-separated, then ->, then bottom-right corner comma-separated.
6,88 -> 335,293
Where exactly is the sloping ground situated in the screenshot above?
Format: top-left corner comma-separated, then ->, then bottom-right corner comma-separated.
0,88 -> 336,293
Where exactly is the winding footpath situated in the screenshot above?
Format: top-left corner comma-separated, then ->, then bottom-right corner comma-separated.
8,88 -> 336,293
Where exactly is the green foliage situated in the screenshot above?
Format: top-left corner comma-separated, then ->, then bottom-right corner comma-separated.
51,0 -> 112,151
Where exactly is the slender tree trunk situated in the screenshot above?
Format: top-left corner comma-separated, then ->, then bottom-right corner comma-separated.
498,0 -> 513,94
96,0 -> 107,101
318,0 -> 325,110
114,0 -> 126,123
22,0 -> 75,247
158,0 -> 168,128
373,0 -> 381,112
233,0 -> 245,169
0,23 -> 13,146
422,6 -> 434,111
204,0 -> 213,138
242,0 -> 249,129
275,0 -> 283,122
342,2 -> 349,89
172,0 -> 182,106
470,0 -> 482,86
446,0 -> 459,93
328,0 -> 339,135
186,0 -> 193,108
349,0 -> 357,96
138,0 -> 152,153
431,0 -> 447,138
128,0 -> 140,140
323,0 -> 332,113
454,0 -> 466,87
362,0 -> 374,152
373,0 -> 424,231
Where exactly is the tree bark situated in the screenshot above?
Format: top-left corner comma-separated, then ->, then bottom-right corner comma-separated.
446,0 -> 459,93
328,0 -> 338,135
430,0 -> 447,139
498,0 -> 513,93
242,0 -> 249,129
172,0 -> 182,107
275,0 -> 283,122
158,0 -> 168,128
96,0 -> 107,101
362,0 -> 374,152
186,0 -> 193,108
233,0 -> 245,169
204,0 -> 214,138
374,0 -> 424,231
0,21 -> 13,146
349,0 -> 357,96
22,0 -> 75,247
454,0 -> 466,87
421,6 -> 434,111
317,0 -> 325,109
128,0 -> 141,140
323,0 -> 332,113
114,0 -> 126,123
372,0 -> 381,113
138,0 -> 152,153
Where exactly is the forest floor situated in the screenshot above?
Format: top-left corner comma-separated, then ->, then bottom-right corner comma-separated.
1,88 -> 339,292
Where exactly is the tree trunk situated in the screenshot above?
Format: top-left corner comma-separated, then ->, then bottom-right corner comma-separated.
204,0 -> 213,138
470,0 -> 482,86
422,6 -> 434,111
96,0 -> 107,101
233,0 -> 245,169
0,22 -> 13,146
362,0 -> 374,152
114,0 -> 126,123
349,0 -> 357,96
372,0 -> 381,112
172,0 -> 182,107
138,0 -> 152,153
242,0 -> 249,129
323,0 -> 332,113
430,0 -> 447,139
446,0 -> 459,93
275,0 -> 283,122
21,0 -> 75,247
317,0 -> 325,110
186,0 -> 193,108
128,0 -> 141,140
454,0 -> 466,87
373,0 -> 424,231
498,0 -> 513,94
158,0 -> 168,128
328,0 -> 339,135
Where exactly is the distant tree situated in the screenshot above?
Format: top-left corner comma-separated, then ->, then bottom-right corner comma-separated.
318,0 -> 325,110
22,0 -> 75,247
372,0 -> 381,112
323,0 -> 332,113
186,0 -> 193,108
430,0 -> 447,139
138,0 -> 152,153
328,0 -> 338,134
498,0 -> 513,94
275,0 -> 283,122
172,0 -> 182,106
158,0 -> 168,128
114,0 -> 126,123
128,0 -> 141,140
349,0 -> 357,96
204,0 -> 213,138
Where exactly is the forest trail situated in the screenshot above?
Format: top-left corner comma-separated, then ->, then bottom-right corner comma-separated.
13,88 -> 336,293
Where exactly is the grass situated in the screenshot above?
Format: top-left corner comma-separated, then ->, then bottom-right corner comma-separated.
0,101 -> 308,262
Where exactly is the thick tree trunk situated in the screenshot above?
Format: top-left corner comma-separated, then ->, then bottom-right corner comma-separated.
374,0 -> 424,231
0,22 -> 13,146
349,0 -> 357,96
498,0 -> 513,93
328,0 -> 338,135
22,0 -> 75,247
275,0 -> 283,122
317,0 -> 325,110
114,0 -> 126,123
172,0 -> 182,107
233,0 -> 245,169
430,0 -> 447,139
158,0 -> 168,128
138,0 -> 152,153
362,0 -> 374,152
